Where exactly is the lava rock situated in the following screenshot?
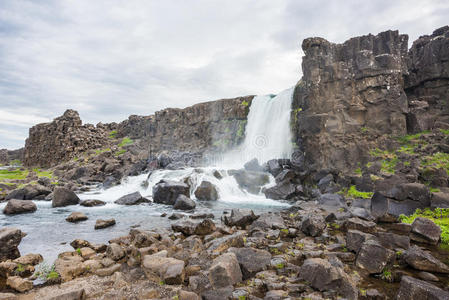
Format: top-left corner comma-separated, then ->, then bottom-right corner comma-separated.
377,232 -> 410,250
345,217 -> 377,234
0,228 -> 24,261
222,208 -> 258,228
153,180 -> 190,205
263,181 -> 298,200
397,275 -> 449,299
194,181 -> 219,201
228,247 -> 271,280
52,187 -> 80,207
142,252 -> 185,284
95,219 -> 116,230
66,212 -> 88,223
346,230 -> 376,253
410,217 -> 441,245
114,191 -> 149,205
208,252 -> 242,289
431,192 -> 449,208
80,199 -> 106,207
404,245 -> 449,273
231,170 -> 269,194
3,199 -> 37,215
301,214 -> 326,237
356,239 -> 394,274
173,194 -> 196,210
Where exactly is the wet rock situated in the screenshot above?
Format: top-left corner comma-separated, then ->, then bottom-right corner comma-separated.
346,230 -> 376,253
80,199 -> 106,207
153,180 -> 190,205
371,192 -> 422,221
318,193 -> 346,207
14,253 -> 43,266
301,214 -> 326,237
410,217 -> 441,245
223,208 -> 258,228
356,240 -> 394,274
299,258 -> 357,299
345,217 -> 376,234
206,232 -> 245,255
172,219 -> 216,236
232,170 -> 269,194
169,212 -> 185,220
52,187 -> 80,207
194,181 -> 219,201
228,247 -> 271,279
114,191 -> 149,205
0,228 -> 24,261
397,275 -> 449,299
142,252 -> 185,284
3,199 -> 37,215
418,271 -> 439,282
106,243 -> 126,261
208,252 -> 242,289
5,184 -> 51,201
212,170 -> 223,180
66,212 -> 88,223
249,212 -> 285,230
6,276 -> 33,293
266,159 -> 282,177
431,192 -> 449,208
244,158 -> 263,172
94,218 -> 116,230
377,232 -> 410,250
263,181 -> 298,200
70,239 -> 92,250
404,245 -> 449,273
173,194 -> 196,210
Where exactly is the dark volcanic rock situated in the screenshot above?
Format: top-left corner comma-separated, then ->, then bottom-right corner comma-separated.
231,170 -> 269,194
208,252 -> 242,289
52,187 -> 80,207
244,158 -> 263,172
397,275 -> 449,300
356,240 -> 394,274
222,208 -> 258,228
173,194 -> 196,210
228,247 -> 271,280
80,199 -> 106,207
0,228 -> 24,261
6,184 -> 51,201
194,181 -> 218,201
318,193 -> 346,208
410,217 -> 441,245
66,212 -> 88,223
114,191 -> 149,205
95,219 -> 116,230
3,199 -> 37,215
301,214 -> 326,237
263,181 -> 298,200
346,230 -> 376,253
152,180 -> 190,205
404,245 -> 449,273
431,192 -> 449,209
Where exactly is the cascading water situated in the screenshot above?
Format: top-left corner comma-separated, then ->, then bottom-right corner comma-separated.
0,87 -> 296,262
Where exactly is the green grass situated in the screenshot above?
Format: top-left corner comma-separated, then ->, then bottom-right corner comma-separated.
95,148 -> 111,155
241,100 -> 249,107
118,137 -> 133,147
421,152 -> 449,176
0,169 -> 29,180
396,130 -> 430,144
440,129 -> 449,135
430,187 -> 441,193
361,127 -> 368,133
355,167 -> 362,175
400,208 -> 449,245
381,269 -> 393,282
340,185 -> 373,199
9,159 -> 22,166
109,130 -> 118,139
237,120 -> 247,138
33,168 -> 54,179
115,149 -> 126,156
34,263 -> 58,280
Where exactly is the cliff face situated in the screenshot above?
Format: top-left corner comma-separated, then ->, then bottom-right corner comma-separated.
0,148 -> 23,165
293,30 -> 410,173
116,96 -> 253,155
23,110 -> 110,167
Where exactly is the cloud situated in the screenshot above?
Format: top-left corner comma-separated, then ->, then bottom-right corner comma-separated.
0,0 -> 448,149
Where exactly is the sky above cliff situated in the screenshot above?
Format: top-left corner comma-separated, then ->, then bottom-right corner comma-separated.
0,0 -> 448,149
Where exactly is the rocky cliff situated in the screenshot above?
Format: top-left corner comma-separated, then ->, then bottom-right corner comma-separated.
0,148 -> 23,165
293,26 -> 449,174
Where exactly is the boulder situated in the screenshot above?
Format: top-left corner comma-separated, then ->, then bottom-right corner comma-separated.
114,191 -> 149,205
263,181 -> 298,200
153,180 -> 190,205
356,240 -> 394,274
70,239 -> 92,250
301,215 -> 326,237
346,230 -> 376,253
394,183 -> 431,206
14,253 -> 43,266
318,193 -> 346,207
194,219 -> 216,236
94,218 -> 116,230
80,199 -> 106,207
404,245 -> 449,273
208,252 -> 242,289
172,219 -> 216,236
194,181 -> 219,201
6,276 -> 33,293
178,290 -> 201,300
222,209 -> 258,228
3,199 -> 37,215
377,232 -> 410,250
410,217 -> 441,245
52,187 -> 80,207
66,212 -> 88,223
345,217 -> 376,234
54,254 -> 84,282
228,247 -> 271,279
249,212 -> 285,231
299,258 -> 357,299
173,194 -> 196,210
95,263 -> 121,277
5,184 -> 51,201
142,252 -> 185,284
0,228 -> 24,261
205,232 -> 245,255
244,158 -> 263,172
231,170 -> 269,194
371,192 -> 422,221
431,192 -> 449,208
397,275 -> 449,299
266,159 -> 282,177
106,243 -> 126,261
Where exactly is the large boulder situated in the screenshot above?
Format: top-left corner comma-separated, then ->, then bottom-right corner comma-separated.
222,209 -> 258,228
173,195 -> 196,210
6,276 -> 33,293
52,187 -> 80,207
410,217 -> 441,245
194,181 -> 218,201
346,230 -> 376,253
299,258 -> 357,299
152,180 -> 190,205
355,240 -> 394,274
228,247 -> 271,280
94,218 -> 116,230
431,192 -> 449,208
244,158 -> 263,172
5,184 -> 51,201
208,252 -> 242,289
114,191 -> 149,205
172,219 -> 216,236
142,252 -> 185,284
397,275 -> 449,299
263,181 -> 298,200
249,212 -> 285,231
231,170 -> 269,194
318,193 -> 346,208
371,191 -> 422,221
0,228 -> 24,261
301,214 -> 326,237
404,245 -> 449,273
3,199 -> 37,215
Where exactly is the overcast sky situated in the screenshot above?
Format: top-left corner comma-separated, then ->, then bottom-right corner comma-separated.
0,0 -> 448,149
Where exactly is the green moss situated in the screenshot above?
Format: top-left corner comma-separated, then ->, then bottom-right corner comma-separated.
118,137 -> 133,147
16,263 -> 25,273
355,168 -> 362,176
115,149 -> 126,156
76,248 -> 82,255
440,129 -> 449,135
430,187 -> 441,193
33,168 -> 54,179
293,108 -> 303,123
361,127 -> 368,133
397,144 -> 416,154
238,296 -> 246,300
341,185 -> 373,199
381,269 -> 393,282
0,169 -> 29,180
47,271 -> 59,279
381,157 -> 398,174
95,148 -> 111,155
421,152 -> 449,175
400,208 -> 449,245
396,130 -> 430,144
109,130 -> 118,139
241,100 -> 249,107
9,159 -> 22,166
237,120 -> 247,138
275,263 -> 285,269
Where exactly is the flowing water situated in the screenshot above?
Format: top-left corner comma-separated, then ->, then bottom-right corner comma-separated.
0,87 -> 295,263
